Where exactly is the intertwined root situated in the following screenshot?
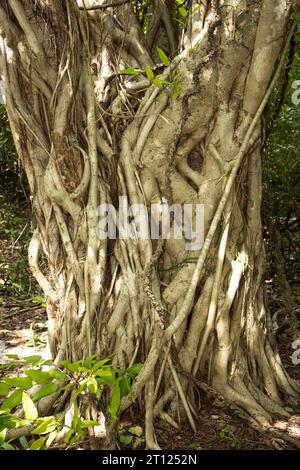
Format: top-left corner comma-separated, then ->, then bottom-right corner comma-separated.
1,0 -> 298,450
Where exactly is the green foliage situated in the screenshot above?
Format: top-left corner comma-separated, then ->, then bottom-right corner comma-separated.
263,28 -> 300,267
219,425 -> 242,449
118,425 -> 144,449
0,354 -> 143,450
119,66 -> 140,76
178,6 -> 187,17
157,47 -> 171,67
32,295 -> 47,308
119,49 -> 186,100
0,105 -> 23,200
0,105 -> 32,295
0,205 -> 32,294
22,392 -> 38,421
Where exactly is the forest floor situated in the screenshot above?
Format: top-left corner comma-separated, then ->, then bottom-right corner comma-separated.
0,209 -> 300,450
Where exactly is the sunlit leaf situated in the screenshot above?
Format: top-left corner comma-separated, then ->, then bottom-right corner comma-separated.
152,78 -> 164,88
0,382 -> 9,396
22,392 -> 38,421
119,67 -> 140,76
25,370 -> 51,385
157,47 -> 171,67
22,355 -> 42,365
5,376 -> 32,390
33,417 -> 57,435
0,428 -> 6,446
179,6 -> 188,17
45,430 -> 57,448
146,67 -> 154,81
80,420 -> 99,429
129,425 -> 143,437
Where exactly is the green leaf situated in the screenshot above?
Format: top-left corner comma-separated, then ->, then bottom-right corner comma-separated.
91,356 -> 112,373
0,428 -> 7,446
146,67 -> 154,81
5,354 -> 19,360
95,368 -> 116,385
179,6 -> 188,17
87,378 -> 98,395
30,436 -> 46,450
0,389 -> 23,412
47,369 -> 66,380
0,414 -> 27,431
119,376 -> 131,398
60,360 -> 82,372
1,442 -> 15,450
22,392 -> 38,421
171,82 -> 181,100
33,417 -> 57,435
157,47 -> 171,67
152,78 -> 164,88
5,376 -> 32,390
126,363 -> 143,378
119,433 -> 132,445
25,370 -> 51,385
173,70 -> 187,81
129,426 -> 143,437
192,5 -> 202,15
40,360 -> 52,366
45,430 -> 57,448
22,355 -> 42,365
219,431 -> 225,438
65,429 -> 74,444
0,382 -> 9,396
109,382 -> 120,422
80,420 -> 99,429
32,383 -> 58,402
82,355 -> 98,369
19,435 -> 29,449
133,436 -> 144,447
69,431 -> 82,447
33,295 -> 45,305
119,67 -> 140,76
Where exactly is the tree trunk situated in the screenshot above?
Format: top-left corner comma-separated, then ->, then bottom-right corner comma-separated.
0,0 -> 299,449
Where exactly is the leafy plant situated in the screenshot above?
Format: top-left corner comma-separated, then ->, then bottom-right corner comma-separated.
0,354 -> 143,450
118,425 -> 144,449
119,48 -> 186,100
219,425 -> 242,449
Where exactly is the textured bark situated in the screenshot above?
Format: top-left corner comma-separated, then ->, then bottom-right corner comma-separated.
0,0 -> 299,449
